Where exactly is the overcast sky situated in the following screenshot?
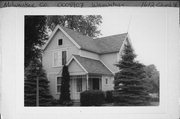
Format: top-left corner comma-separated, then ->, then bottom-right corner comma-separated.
98,8 -> 179,71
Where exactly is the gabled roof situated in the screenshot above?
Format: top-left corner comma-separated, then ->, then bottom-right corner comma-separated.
43,25 -> 128,54
67,55 -> 113,75
94,33 -> 127,54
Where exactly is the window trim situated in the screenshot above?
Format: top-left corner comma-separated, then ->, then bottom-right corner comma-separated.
76,78 -> 82,92
62,50 -> 67,66
105,78 -> 108,84
52,49 -> 68,67
52,51 -> 60,67
56,76 -> 62,94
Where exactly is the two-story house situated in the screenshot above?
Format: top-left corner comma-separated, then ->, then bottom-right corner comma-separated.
42,25 -> 132,101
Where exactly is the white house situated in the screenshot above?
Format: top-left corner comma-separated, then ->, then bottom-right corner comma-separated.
42,25 -> 132,101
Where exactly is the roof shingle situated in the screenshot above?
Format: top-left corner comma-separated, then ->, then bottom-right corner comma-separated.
73,55 -> 113,75
61,26 -> 127,54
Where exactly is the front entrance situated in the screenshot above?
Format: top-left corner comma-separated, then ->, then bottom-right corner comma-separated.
71,75 -> 86,100
92,78 -> 99,90
70,75 -> 102,100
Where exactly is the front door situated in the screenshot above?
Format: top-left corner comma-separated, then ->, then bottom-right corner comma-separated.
92,78 -> 99,90
71,78 -> 82,100
76,78 -> 82,99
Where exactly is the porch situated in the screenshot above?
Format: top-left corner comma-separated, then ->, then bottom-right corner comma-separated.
70,74 -> 102,100
66,55 -> 113,100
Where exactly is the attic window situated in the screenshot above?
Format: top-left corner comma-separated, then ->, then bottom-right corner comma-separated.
58,39 -> 63,45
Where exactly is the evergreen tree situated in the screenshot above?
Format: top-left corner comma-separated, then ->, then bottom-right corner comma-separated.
114,44 -> 151,106
59,65 -> 71,105
25,59 -> 53,106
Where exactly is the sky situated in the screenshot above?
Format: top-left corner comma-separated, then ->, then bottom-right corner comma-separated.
97,8 -> 179,71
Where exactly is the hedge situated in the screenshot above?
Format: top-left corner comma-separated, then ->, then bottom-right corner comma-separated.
104,90 -> 114,103
80,90 -> 105,106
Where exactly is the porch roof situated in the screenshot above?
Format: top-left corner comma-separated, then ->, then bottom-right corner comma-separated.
70,55 -> 113,76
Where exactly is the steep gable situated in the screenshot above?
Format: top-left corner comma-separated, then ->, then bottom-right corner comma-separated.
67,55 -> 113,75
94,33 -> 127,54
43,25 -> 80,51
43,25 -> 128,54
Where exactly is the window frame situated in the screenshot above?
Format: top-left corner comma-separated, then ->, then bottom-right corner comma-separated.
105,78 -> 108,84
76,78 -> 82,92
52,49 -> 68,67
62,50 -> 67,66
58,39 -> 63,46
56,77 -> 62,94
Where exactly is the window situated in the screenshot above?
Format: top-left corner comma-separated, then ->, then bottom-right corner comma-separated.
58,39 -> 63,45
53,51 -> 61,67
62,51 -> 67,65
106,78 -> 108,84
76,78 -> 82,92
57,77 -> 62,93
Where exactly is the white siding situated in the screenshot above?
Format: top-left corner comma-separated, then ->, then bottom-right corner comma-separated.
68,60 -> 86,75
47,73 -> 59,99
101,76 -> 114,91
100,53 -> 119,73
42,29 -> 80,99
42,29 -> 79,74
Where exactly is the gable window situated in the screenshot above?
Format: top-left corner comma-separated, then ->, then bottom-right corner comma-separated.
62,51 -> 67,65
58,39 -> 63,46
57,77 -> 62,93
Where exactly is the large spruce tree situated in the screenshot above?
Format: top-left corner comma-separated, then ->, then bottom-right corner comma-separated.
24,59 -> 53,106
59,65 -> 71,105
114,44 -> 151,106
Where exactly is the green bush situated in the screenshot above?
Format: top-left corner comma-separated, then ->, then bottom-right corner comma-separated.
51,99 -> 59,106
80,90 -> 105,106
105,90 -> 114,103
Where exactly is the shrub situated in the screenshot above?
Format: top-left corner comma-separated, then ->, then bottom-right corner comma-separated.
105,90 -> 114,103
80,90 -> 105,106
61,100 -> 73,106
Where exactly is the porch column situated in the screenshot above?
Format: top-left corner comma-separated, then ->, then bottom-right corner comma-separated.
86,74 -> 89,90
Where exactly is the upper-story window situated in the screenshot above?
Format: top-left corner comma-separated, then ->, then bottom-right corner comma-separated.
62,51 -> 67,65
52,50 -> 67,67
53,51 -> 61,67
58,39 -> 63,46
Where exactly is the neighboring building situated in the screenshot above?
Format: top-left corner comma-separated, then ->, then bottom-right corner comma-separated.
42,25 -> 132,100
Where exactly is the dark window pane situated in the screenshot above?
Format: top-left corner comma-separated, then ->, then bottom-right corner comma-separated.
57,77 -> 61,84
62,51 -> 67,65
57,85 -> 61,93
106,78 -> 108,84
58,39 -> 62,45
77,78 -> 82,92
